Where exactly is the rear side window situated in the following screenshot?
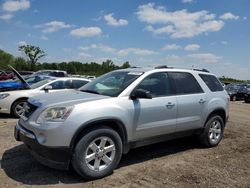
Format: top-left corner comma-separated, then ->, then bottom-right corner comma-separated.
72,80 -> 88,89
199,74 -> 223,92
169,72 -> 203,95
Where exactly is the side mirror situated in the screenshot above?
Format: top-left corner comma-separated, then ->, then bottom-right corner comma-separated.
130,89 -> 152,100
44,85 -> 52,93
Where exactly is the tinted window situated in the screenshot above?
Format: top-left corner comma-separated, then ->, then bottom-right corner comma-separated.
64,80 -> 72,89
72,80 -> 88,88
199,74 -> 223,92
169,72 -> 203,94
49,81 -> 64,89
31,79 -> 54,89
136,72 -> 173,97
49,72 -> 66,77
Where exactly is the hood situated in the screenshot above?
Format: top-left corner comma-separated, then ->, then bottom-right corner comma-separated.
8,65 -> 30,89
28,90 -> 110,107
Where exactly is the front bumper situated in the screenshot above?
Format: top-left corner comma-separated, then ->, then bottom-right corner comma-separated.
0,100 -> 11,114
14,121 -> 71,170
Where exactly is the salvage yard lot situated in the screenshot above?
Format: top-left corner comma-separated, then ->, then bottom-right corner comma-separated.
0,102 -> 250,188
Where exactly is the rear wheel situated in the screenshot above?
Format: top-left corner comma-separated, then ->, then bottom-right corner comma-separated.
199,115 -> 224,147
11,99 -> 27,118
72,127 -> 122,180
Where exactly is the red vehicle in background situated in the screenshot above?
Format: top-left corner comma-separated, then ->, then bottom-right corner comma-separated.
0,70 -> 15,80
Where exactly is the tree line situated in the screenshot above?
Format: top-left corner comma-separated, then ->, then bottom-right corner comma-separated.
0,45 -> 131,76
0,45 -> 249,83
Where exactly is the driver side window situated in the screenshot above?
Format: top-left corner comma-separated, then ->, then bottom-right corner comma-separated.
136,72 -> 172,98
48,81 -> 64,89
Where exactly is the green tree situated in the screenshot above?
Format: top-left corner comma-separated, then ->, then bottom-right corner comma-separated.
18,45 -> 46,71
13,57 -> 28,70
101,60 -> 116,73
0,49 -> 14,68
121,61 -> 131,69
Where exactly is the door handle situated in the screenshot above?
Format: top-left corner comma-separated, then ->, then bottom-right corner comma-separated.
199,99 -> 206,104
166,102 -> 175,109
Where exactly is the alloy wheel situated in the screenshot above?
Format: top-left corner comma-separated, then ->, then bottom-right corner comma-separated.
85,136 -> 116,172
208,120 -> 222,144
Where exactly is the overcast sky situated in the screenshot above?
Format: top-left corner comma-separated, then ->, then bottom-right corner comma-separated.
0,0 -> 250,79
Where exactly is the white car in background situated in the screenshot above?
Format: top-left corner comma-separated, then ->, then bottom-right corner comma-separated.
0,77 -> 90,117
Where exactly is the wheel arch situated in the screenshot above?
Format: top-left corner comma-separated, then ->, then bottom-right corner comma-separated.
205,108 -> 226,126
70,119 -> 129,153
11,97 -> 29,112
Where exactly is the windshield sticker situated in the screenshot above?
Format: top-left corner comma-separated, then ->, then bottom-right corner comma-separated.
128,72 -> 143,76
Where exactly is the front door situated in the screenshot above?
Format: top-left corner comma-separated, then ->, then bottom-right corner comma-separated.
130,72 -> 177,140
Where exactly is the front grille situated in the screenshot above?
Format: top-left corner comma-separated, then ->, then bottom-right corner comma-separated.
23,102 -> 38,118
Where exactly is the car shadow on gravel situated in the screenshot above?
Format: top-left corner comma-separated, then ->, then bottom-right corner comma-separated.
0,113 -> 16,119
1,136 -> 203,185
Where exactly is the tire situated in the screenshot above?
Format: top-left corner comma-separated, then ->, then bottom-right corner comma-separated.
231,95 -> 236,101
72,127 -> 123,180
199,115 -> 224,147
11,99 -> 27,118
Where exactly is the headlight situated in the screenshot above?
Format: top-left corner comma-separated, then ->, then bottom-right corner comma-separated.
36,106 -> 74,124
0,93 -> 10,100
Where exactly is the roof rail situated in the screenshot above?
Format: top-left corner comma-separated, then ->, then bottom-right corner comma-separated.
129,66 -> 141,68
154,65 -> 172,69
193,68 -> 210,73
154,65 -> 209,72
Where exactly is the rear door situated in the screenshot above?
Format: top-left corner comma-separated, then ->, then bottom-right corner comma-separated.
169,72 -> 207,132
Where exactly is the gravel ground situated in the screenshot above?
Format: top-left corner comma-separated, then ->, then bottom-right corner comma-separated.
0,102 -> 250,188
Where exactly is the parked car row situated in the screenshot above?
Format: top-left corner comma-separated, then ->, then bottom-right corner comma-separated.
0,70 -> 14,80
0,66 -> 90,117
0,68 -> 71,91
225,83 -> 250,103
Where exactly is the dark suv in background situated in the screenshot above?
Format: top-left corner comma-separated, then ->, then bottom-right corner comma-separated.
225,83 -> 248,101
244,84 -> 250,103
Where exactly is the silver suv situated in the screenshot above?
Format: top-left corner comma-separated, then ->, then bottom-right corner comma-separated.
15,67 -> 229,179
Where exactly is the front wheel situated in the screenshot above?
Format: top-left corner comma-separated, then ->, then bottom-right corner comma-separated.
11,99 -> 27,118
199,115 -> 224,147
72,127 -> 122,180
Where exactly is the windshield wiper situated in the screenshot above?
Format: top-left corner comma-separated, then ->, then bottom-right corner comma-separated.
81,89 -> 100,95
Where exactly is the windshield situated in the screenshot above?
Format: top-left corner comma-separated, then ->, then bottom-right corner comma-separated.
30,79 -> 54,89
79,71 -> 143,97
